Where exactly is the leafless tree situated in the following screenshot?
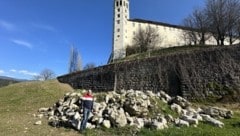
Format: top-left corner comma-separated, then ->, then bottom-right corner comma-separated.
183,8 -> 211,45
183,0 -> 240,45
225,0 -> 240,44
34,69 -> 55,81
132,26 -> 162,53
205,0 -> 227,45
83,63 -> 96,70
205,0 -> 240,45
68,46 -> 82,73
182,17 -> 198,45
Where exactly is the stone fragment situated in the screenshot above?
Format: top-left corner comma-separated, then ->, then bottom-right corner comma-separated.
38,108 -> 49,112
170,103 -> 182,114
34,120 -> 42,125
201,114 -> 224,128
102,120 -> 111,128
175,119 -> 189,127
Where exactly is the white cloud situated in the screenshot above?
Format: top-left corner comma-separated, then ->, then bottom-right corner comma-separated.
0,70 -> 5,74
0,20 -> 16,31
11,39 -> 33,49
9,69 -> 38,77
10,69 -> 17,72
19,70 -> 38,76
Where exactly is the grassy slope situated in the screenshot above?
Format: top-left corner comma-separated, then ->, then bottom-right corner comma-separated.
0,80 -> 81,136
115,45 -> 214,63
0,79 -> 19,88
0,79 -> 240,136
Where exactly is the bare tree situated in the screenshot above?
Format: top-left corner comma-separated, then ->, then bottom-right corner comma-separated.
183,8 -> 211,45
69,46 -> 82,73
132,26 -> 162,53
183,0 -> 240,45
225,0 -> 240,44
182,17 -> 198,45
34,69 -> 55,81
205,0 -> 239,45
83,63 -> 96,70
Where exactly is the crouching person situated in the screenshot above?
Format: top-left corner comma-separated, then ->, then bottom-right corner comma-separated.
79,90 -> 94,133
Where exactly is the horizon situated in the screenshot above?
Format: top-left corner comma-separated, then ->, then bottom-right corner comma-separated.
0,0 -> 204,80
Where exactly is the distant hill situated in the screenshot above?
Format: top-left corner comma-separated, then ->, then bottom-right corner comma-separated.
0,76 -> 27,87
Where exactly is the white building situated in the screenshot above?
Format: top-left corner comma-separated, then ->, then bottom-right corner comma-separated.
111,0 -> 237,61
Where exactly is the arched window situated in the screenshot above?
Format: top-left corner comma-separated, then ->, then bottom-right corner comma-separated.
116,1 -> 119,7
120,0 -> 122,6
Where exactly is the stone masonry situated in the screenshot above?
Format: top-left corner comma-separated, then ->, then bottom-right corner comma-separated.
57,45 -> 240,101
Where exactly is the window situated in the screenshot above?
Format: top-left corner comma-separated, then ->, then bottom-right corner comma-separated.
124,1 -> 125,6
117,28 -> 120,32
117,20 -> 120,24
117,35 -> 120,38
117,14 -> 120,18
126,3 -> 128,9
116,1 -> 119,7
118,8 -> 120,12
120,0 -> 122,6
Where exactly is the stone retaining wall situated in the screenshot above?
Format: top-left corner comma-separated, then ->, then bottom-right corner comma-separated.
58,45 -> 240,100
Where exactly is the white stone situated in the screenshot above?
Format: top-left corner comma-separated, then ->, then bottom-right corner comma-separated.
175,119 -> 189,127
193,114 -> 203,121
86,123 -> 95,129
180,115 -> 198,125
34,120 -> 42,125
102,120 -> 111,128
38,108 -> 49,112
37,114 -> 44,119
171,103 -> 182,114
133,118 -> 145,129
152,120 -> 166,130
74,112 -> 81,120
201,114 -> 224,128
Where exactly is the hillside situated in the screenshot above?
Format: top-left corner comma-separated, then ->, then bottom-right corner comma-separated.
0,79 -> 240,135
0,78 -> 19,88
0,80 -> 78,136
116,45 -> 214,63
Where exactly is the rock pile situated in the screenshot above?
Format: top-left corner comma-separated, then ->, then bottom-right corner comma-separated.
37,90 -> 233,131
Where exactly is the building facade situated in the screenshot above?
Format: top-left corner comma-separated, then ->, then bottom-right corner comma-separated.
111,0 -> 237,61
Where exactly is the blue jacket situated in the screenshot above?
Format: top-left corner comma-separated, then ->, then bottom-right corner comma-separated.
81,93 -> 94,110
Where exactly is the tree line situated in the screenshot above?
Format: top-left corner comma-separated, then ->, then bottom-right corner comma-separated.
127,0 -> 240,56
183,0 -> 240,45
33,46 -> 96,81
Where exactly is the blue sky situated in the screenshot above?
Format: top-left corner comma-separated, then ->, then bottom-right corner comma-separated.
0,0 -> 204,79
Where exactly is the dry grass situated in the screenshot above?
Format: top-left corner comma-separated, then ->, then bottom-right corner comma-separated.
1,80 -> 240,136
0,80 -> 82,136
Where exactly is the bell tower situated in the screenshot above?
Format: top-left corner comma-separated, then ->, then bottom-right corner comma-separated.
112,0 -> 130,60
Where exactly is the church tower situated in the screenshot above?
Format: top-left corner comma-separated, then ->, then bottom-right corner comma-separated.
112,0 -> 130,60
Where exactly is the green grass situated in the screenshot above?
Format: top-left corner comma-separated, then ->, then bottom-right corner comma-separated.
0,80 -> 80,136
0,80 -> 240,136
138,113 -> 240,136
115,45 -> 214,63
149,97 -> 178,118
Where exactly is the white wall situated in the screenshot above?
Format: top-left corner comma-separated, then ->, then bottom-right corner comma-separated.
112,0 -> 239,60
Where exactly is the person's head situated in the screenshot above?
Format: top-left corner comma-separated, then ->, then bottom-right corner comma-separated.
87,89 -> 92,95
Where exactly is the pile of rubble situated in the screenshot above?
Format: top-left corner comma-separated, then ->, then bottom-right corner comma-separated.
37,90 -> 233,130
